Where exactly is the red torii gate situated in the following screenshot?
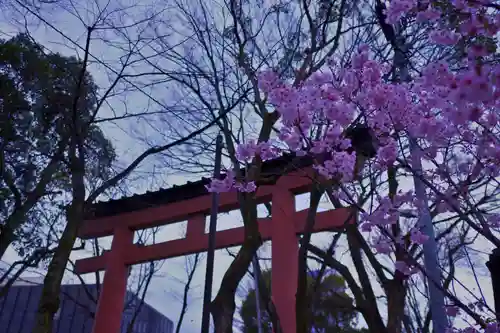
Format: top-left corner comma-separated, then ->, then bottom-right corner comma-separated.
75,163 -> 354,333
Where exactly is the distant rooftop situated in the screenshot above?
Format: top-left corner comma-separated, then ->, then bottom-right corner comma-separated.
12,276 -> 45,286
0,274 -> 44,287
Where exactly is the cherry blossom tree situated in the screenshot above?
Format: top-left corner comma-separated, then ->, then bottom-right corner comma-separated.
206,0 -> 500,332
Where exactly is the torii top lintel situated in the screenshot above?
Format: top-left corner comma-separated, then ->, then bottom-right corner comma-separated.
80,155 -> 316,238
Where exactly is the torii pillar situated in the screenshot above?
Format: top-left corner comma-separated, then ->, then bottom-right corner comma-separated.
271,177 -> 298,333
92,226 -> 133,333
75,168 -> 354,333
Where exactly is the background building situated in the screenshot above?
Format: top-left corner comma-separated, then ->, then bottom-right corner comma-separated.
0,278 -> 174,333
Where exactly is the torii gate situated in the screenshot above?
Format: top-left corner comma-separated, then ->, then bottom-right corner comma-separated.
75,158 -> 354,333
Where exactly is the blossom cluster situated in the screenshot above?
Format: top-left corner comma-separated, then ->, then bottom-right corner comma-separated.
207,0 -> 500,249
206,0 -> 499,329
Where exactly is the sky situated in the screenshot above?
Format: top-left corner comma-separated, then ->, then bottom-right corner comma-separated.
0,1 -> 498,332
0,1 -> 280,331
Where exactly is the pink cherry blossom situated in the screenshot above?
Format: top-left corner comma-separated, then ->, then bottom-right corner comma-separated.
416,7 -> 441,22
314,151 -> 357,182
234,181 -> 257,193
485,323 -> 500,333
205,4 -> 500,328
236,140 -> 259,162
384,0 -> 418,24
429,29 -> 461,45
395,261 -> 418,276
376,139 -> 398,166
410,228 -> 430,245
206,170 -> 235,193
372,236 -> 393,254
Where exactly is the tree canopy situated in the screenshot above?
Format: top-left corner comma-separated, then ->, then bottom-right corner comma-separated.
240,268 -> 369,333
0,33 -> 115,258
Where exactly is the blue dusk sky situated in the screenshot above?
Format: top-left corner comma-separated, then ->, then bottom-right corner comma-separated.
0,1 -> 496,332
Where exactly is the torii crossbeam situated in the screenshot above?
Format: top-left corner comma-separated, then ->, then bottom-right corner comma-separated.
75,161 -> 354,333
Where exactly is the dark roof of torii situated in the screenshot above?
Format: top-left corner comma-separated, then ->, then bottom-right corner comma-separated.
89,154 -> 315,219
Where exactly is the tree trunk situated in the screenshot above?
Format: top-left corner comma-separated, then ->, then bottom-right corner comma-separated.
296,185 -> 323,333
32,201 -> 84,333
32,138 -> 86,333
210,191 -> 266,333
0,224 -> 15,260
211,236 -> 261,333
386,278 -> 406,333
346,226 -> 389,333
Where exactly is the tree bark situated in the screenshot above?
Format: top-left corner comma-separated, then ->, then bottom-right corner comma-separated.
211,192 -> 263,333
32,199 -> 85,333
32,130 -> 86,333
296,184 -> 323,333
